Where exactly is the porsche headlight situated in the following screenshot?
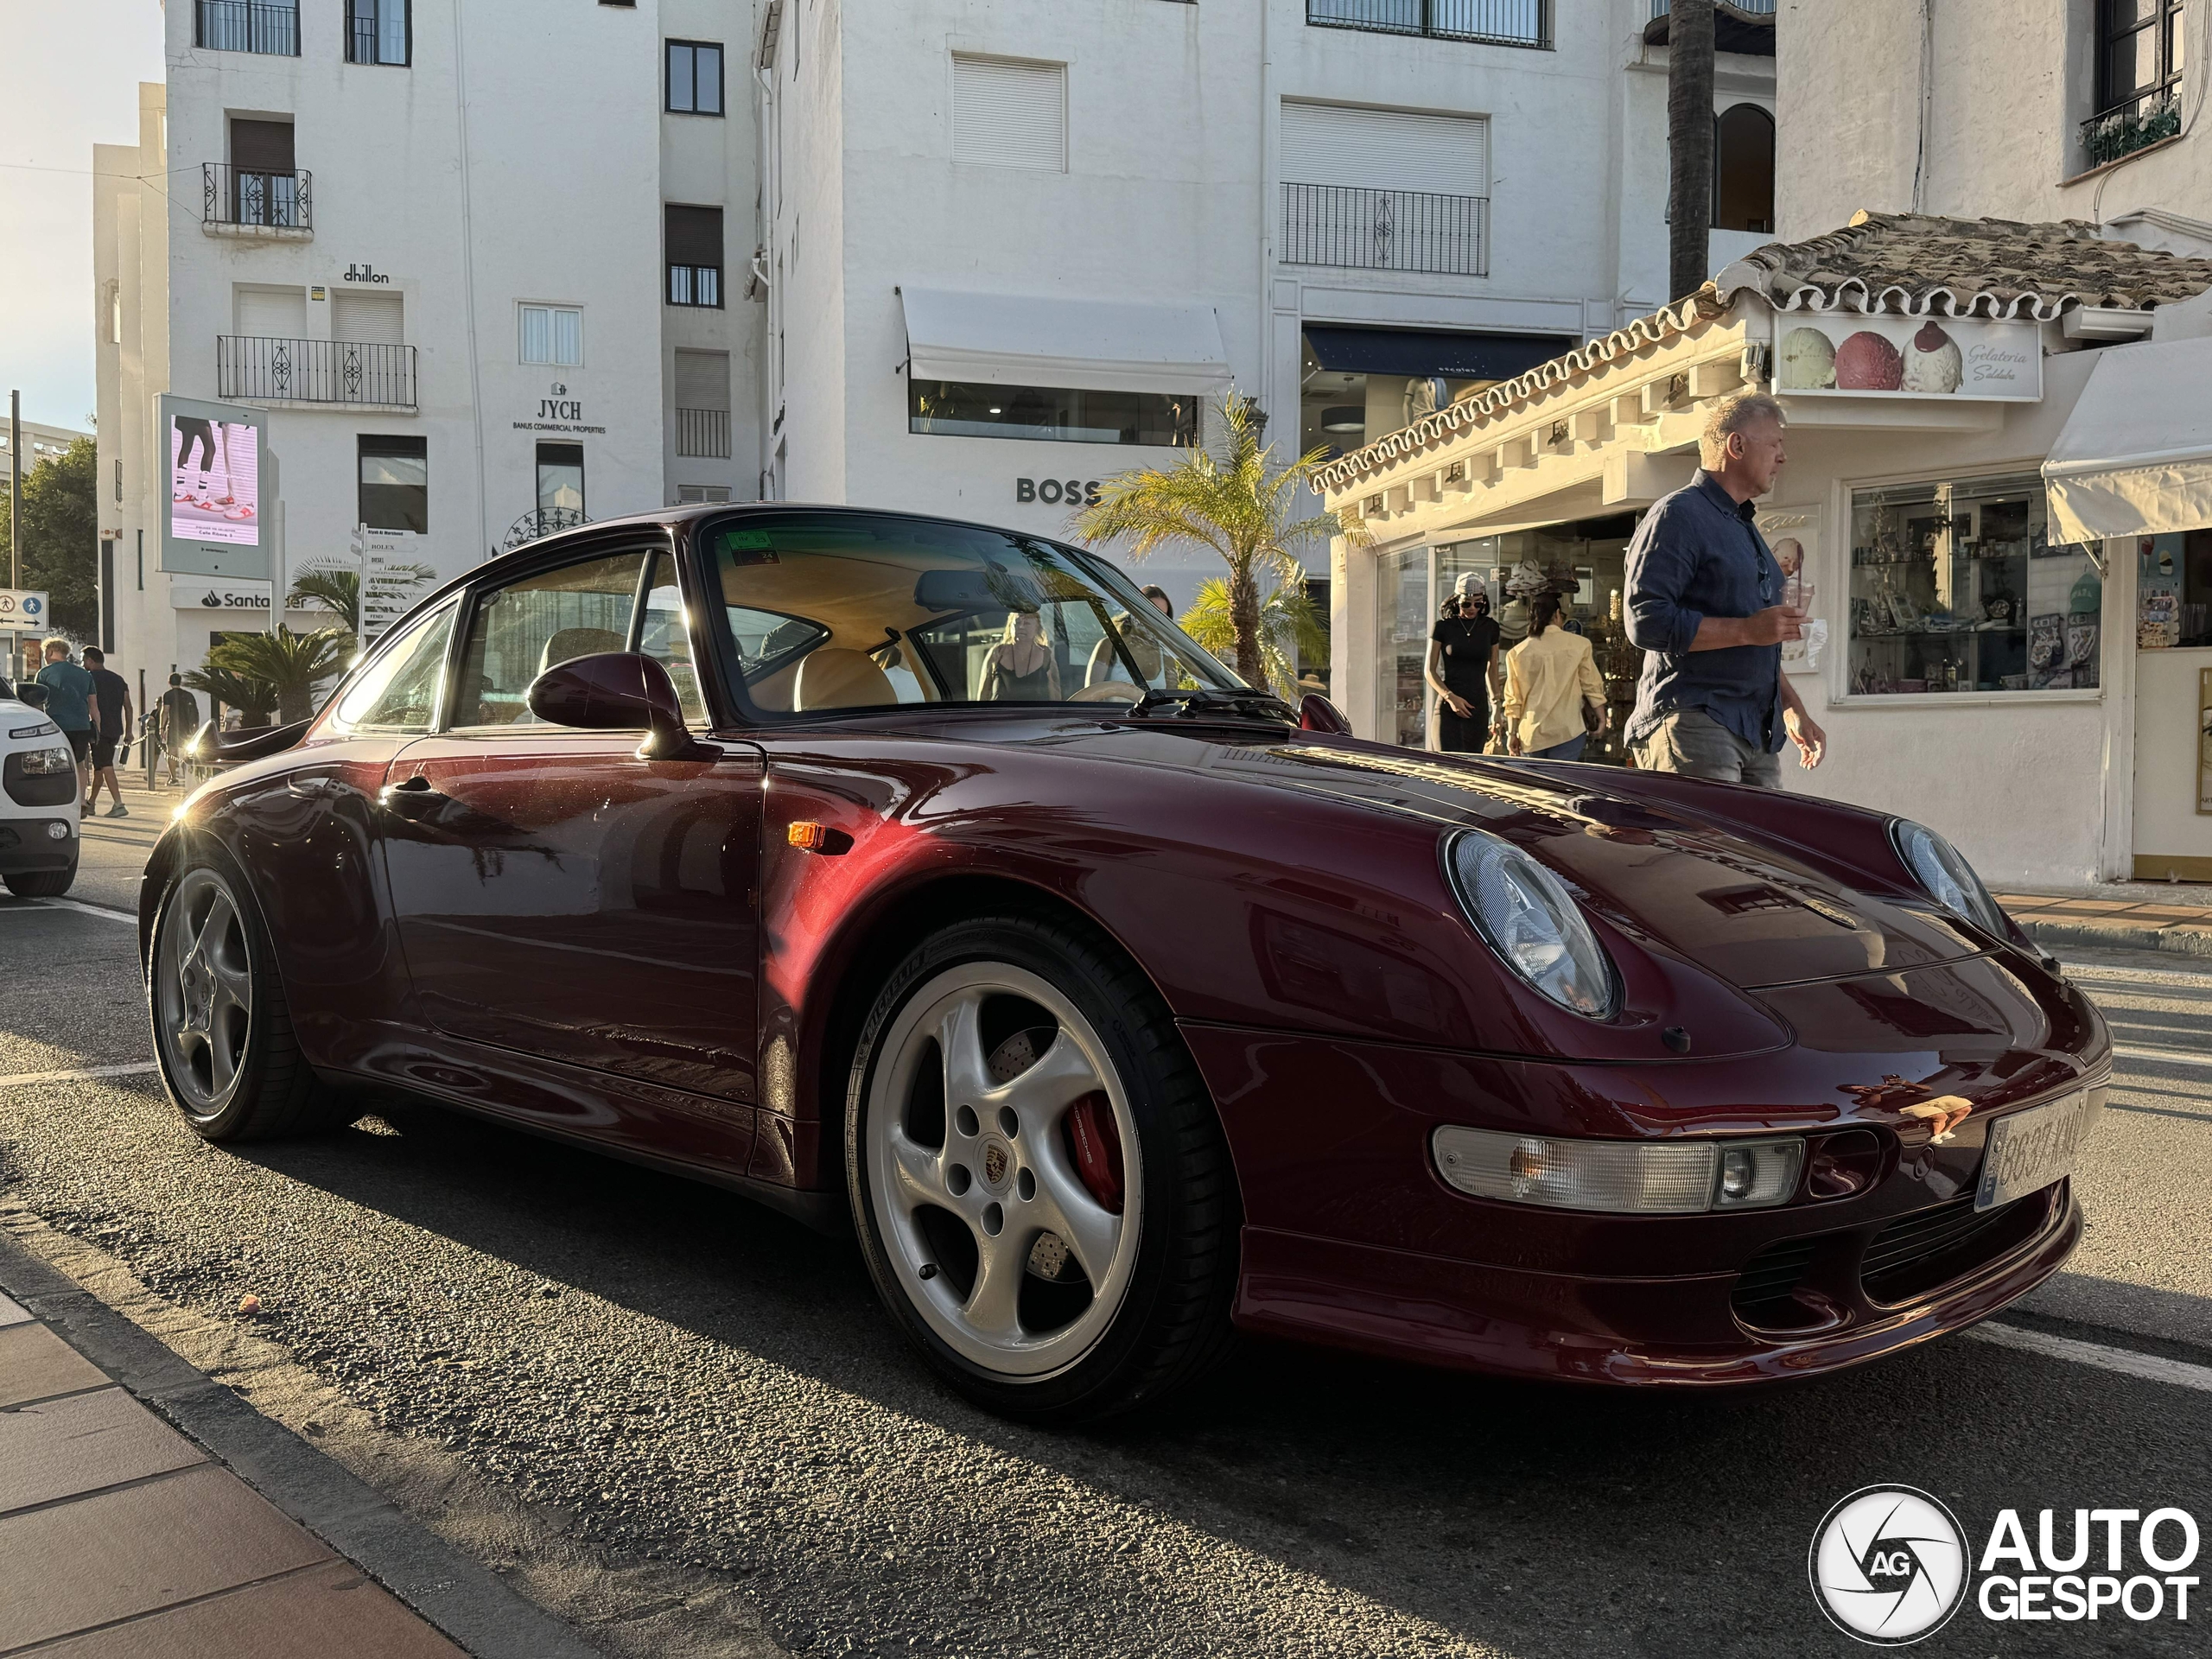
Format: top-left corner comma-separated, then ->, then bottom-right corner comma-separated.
1445,829 -> 1619,1018
1891,818 -> 2007,938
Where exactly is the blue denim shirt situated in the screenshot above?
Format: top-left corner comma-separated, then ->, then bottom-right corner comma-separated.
1623,470 -> 1785,753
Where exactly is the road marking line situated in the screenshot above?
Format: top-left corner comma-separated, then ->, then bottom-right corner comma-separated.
0,1062 -> 159,1088
39,898 -> 137,925
2115,1042 -> 2212,1070
1967,1321 -> 2212,1394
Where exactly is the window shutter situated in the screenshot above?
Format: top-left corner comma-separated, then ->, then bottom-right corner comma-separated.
235,285 -> 306,339
333,290 -> 404,345
674,349 -> 731,411
1280,102 -> 1488,197
952,55 -> 1065,172
230,119 -> 296,173
666,205 -> 724,266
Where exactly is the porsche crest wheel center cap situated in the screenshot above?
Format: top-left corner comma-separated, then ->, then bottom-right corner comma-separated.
981,1139 -> 1013,1192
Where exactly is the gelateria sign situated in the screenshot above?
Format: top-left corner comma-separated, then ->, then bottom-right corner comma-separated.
1774,315 -> 2042,402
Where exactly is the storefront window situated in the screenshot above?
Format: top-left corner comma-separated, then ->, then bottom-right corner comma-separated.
1375,545 -> 1430,747
1847,473 -> 2102,696
909,380 -> 1198,447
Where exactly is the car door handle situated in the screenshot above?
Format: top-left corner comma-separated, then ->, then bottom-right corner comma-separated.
378,775 -> 449,816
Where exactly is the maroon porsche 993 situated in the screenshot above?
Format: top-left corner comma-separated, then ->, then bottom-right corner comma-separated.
143,505 -> 2111,1423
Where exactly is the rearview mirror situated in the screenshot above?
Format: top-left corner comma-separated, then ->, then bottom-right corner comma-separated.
526,652 -> 719,762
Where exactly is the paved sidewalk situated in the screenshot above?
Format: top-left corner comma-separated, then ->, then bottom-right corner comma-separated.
1995,888 -> 2212,960
0,1287 -> 466,1658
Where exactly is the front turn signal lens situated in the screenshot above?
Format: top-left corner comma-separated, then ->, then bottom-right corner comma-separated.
1433,1127 -> 1805,1214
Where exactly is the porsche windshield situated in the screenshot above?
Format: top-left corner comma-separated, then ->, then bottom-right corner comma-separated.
701,512 -> 1241,716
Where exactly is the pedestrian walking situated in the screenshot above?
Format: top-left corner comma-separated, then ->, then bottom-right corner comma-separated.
1501,589 -> 1607,760
1427,584 -> 1501,753
156,673 -> 202,786
1622,392 -> 1827,785
34,640 -> 99,800
81,647 -> 133,817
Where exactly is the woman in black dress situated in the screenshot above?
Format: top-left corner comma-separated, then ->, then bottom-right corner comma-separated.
1426,589 -> 1501,753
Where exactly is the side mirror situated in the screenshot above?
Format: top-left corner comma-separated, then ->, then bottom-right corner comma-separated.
1298,693 -> 1352,735
526,652 -> 720,762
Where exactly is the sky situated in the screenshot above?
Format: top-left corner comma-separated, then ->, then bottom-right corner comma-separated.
0,0 -> 168,433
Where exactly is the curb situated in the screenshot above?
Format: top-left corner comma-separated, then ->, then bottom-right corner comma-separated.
2016,917 -> 2212,961
0,1231 -> 605,1659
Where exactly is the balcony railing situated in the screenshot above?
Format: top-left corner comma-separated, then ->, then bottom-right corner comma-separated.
217,337 -> 417,409
1306,0 -> 1548,48
505,508 -> 589,550
203,165 -> 311,233
676,407 -> 732,459
194,0 -> 299,54
1649,0 -> 1776,16
667,264 -> 723,308
1282,183 -> 1488,276
2082,86 -> 2183,169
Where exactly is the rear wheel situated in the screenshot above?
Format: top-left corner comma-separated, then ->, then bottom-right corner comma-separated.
845,915 -> 1238,1423
149,857 -> 354,1141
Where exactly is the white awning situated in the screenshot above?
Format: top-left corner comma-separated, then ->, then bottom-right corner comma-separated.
898,287 -> 1233,395
2044,334 -> 2212,542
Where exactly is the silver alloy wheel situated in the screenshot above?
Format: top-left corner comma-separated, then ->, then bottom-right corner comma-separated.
155,867 -> 256,1115
866,962 -> 1143,1378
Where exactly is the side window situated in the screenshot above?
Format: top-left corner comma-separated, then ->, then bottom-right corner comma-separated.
330,599 -> 457,734
454,551 -> 647,728
638,553 -> 706,723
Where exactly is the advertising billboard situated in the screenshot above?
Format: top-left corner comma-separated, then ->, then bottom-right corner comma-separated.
156,395 -> 272,581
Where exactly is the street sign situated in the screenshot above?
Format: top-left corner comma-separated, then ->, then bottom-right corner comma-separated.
0,590 -> 51,632
156,393 -> 272,581
350,523 -> 435,647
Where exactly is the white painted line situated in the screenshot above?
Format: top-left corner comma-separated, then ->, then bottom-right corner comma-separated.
0,1290 -> 29,1328
1967,1321 -> 2212,1395
2115,1042 -> 2212,1070
0,1061 -> 159,1088
37,897 -> 137,925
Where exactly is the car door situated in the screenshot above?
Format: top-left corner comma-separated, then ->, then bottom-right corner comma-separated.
379,542 -> 765,1116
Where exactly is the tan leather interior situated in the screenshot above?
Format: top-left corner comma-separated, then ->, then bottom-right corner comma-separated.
794,647 -> 897,709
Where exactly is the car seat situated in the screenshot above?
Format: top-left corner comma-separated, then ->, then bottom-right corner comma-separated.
794,647 -> 896,709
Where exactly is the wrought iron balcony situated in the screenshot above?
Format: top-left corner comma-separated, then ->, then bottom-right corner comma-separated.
217,337 -> 417,409
2082,87 -> 2183,169
203,165 -> 311,235
1649,0 -> 1775,16
676,407 -> 732,459
194,0 -> 299,54
1306,0 -> 1548,48
505,508 -> 589,550
1282,183 -> 1488,276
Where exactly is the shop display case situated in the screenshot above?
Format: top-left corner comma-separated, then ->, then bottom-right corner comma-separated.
1847,472 -> 2102,695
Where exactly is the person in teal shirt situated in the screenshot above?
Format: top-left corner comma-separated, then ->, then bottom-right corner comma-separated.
35,639 -> 99,796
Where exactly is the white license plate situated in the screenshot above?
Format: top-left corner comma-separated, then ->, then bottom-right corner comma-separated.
1974,1092 -> 2085,1211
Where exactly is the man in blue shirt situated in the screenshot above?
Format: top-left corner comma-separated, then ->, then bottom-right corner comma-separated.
1623,392 -> 1827,786
35,639 -> 99,798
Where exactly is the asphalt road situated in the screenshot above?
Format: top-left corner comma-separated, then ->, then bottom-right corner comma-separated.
0,789 -> 2204,1658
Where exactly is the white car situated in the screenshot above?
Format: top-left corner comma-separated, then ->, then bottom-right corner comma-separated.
0,696 -> 79,896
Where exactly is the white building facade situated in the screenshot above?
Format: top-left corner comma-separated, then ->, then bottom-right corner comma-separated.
96,0 -> 761,709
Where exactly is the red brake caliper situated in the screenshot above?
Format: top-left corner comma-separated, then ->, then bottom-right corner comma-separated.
1065,1092 -> 1125,1215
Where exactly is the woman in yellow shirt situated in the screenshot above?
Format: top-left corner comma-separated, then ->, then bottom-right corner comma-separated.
1501,590 -> 1607,760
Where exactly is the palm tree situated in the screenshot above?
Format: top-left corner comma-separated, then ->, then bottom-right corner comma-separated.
177,663 -> 276,728
1666,0 -> 1716,302
1069,391 -> 1355,688
192,627 -> 353,724
1179,575 -> 1328,702
288,563 -> 438,633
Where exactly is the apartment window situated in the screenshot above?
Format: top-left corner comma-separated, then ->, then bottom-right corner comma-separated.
666,206 -> 724,307
2088,0 -> 2186,165
1713,104 -> 1775,233
1305,0 -> 1550,49
359,435 -> 428,534
194,0 -> 300,56
332,289 -> 404,345
520,305 -> 583,366
674,350 -> 732,458
537,442 -> 585,516
951,55 -> 1066,172
346,0 -> 410,66
1280,102 -> 1490,276
667,41 -> 725,114
222,118 -> 304,229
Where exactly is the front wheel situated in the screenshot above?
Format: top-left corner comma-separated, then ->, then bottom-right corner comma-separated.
3,859 -> 78,898
149,856 -> 353,1141
845,915 -> 1239,1424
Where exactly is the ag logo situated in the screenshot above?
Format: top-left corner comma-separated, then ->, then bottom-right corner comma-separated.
1808,1485 -> 1968,1645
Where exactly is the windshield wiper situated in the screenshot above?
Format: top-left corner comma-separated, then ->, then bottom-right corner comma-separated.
1128,687 -> 1299,725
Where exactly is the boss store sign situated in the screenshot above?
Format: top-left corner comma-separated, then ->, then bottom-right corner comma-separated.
1015,477 -> 1103,506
